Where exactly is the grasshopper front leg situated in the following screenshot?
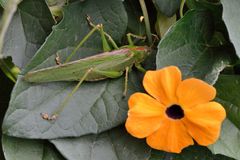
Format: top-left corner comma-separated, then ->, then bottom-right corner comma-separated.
135,63 -> 146,73
93,68 -> 131,97
127,33 -> 146,47
64,17 -> 118,63
93,69 -> 130,97
86,15 -> 119,50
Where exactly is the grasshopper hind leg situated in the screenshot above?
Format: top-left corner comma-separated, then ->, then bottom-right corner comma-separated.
41,68 -> 93,121
41,68 -> 124,121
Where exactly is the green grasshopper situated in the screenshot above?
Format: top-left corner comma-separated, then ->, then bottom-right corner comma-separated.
24,18 -> 151,121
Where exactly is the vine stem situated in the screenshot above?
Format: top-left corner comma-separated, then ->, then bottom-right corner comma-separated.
180,0 -> 186,18
0,0 -> 22,58
139,0 -> 152,45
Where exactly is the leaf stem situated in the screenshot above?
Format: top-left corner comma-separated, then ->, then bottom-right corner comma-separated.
0,0 -> 22,58
0,59 -> 19,82
139,0 -> 152,45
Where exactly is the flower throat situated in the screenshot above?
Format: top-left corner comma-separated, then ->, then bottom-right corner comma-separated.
166,104 -> 184,119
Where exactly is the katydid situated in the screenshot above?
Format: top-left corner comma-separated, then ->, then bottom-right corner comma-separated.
24,21 -> 151,121
24,47 -> 150,83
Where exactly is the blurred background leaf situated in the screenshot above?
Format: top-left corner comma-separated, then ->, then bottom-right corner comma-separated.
1,0 -> 54,68
151,0 -> 181,17
221,0 -> 240,58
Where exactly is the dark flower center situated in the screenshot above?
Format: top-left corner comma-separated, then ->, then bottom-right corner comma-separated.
166,104 -> 184,119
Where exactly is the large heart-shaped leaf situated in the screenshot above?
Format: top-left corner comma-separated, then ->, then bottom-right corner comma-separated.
51,126 -> 151,160
2,135 -> 65,160
156,10 -> 235,84
2,0 -> 136,139
221,0 -> 240,58
3,72 -> 142,139
2,0 -> 54,68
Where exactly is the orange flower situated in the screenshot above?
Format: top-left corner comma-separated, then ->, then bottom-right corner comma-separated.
125,66 -> 226,153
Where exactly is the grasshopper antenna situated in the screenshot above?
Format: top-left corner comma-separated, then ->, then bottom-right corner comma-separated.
150,33 -> 159,49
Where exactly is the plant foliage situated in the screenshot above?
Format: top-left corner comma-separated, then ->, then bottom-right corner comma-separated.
0,0 -> 240,159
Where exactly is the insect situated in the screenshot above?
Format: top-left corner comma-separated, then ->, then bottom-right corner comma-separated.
24,17 -> 151,121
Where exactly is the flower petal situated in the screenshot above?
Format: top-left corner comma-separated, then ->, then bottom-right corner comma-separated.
177,78 -> 216,108
183,102 -> 226,146
126,93 -> 165,138
125,116 -> 163,138
143,66 -> 181,105
128,93 -> 165,117
146,118 -> 194,153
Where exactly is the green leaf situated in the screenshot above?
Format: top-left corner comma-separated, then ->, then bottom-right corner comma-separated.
2,0 -> 137,139
0,0 -> 7,8
187,0 -> 222,22
151,0 -> 181,17
221,0 -> 240,58
156,10 -> 235,84
209,119 -> 240,160
150,145 -> 234,160
214,75 -> 240,129
2,135 -> 65,160
3,72 -> 142,139
2,0 -> 55,68
186,0 -> 230,42
207,74 -> 240,159
51,126 -> 151,160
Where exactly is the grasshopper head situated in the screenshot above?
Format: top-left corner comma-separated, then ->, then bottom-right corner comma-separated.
130,46 -> 151,63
